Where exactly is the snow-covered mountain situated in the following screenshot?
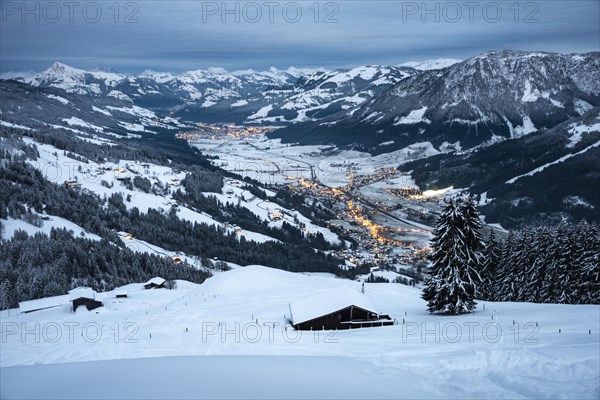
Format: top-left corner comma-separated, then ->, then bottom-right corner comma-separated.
0,79 -> 186,138
272,50 -> 600,153
176,65 -> 417,124
399,58 -> 461,70
3,62 -> 304,109
2,62 -> 418,125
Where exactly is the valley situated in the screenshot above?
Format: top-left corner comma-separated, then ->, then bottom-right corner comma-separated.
182,122 -> 443,271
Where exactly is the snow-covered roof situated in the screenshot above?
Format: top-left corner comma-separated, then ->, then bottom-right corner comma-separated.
290,286 -> 378,325
145,277 -> 166,286
115,289 -> 128,296
68,287 -> 96,301
19,295 -> 67,313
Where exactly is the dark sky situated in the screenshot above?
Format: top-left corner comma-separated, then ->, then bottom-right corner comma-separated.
1,0 -> 598,73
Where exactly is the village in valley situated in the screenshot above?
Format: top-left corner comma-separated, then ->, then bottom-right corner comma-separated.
176,122 -> 449,278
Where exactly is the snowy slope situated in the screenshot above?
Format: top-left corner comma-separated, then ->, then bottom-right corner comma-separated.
400,58 -> 462,70
272,50 -> 600,154
1,265 -> 598,399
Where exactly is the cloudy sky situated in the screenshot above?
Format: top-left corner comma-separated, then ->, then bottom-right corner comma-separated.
1,0 -> 598,73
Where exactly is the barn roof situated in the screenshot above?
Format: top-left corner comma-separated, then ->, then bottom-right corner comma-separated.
290,286 -> 378,325
68,287 -> 96,301
145,277 -> 166,286
19,295 -> 67,313
115,289 -> 128,296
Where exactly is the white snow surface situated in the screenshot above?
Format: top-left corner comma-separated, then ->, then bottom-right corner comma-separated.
68,287 -> 97,300
1,216 -> 102,241
394,107 -> 430,125
1,265 -> 598,399
400,58 -> 461,70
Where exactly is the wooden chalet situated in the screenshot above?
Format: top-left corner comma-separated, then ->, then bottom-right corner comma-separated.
144,277 -> 166,290
69,287 -> 103,312
19,295 -> 66,314
115,289 -> 128,298
290,287 -> 393,331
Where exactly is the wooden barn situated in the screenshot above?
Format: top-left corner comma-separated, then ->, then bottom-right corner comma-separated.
115,289 -> 128,299
144,277 -> 166,290
290,287 -> 393,331
69,287 -> 103,312
19,295 -> 66,314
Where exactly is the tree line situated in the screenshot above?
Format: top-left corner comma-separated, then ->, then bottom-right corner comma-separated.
423,197 -> 599,314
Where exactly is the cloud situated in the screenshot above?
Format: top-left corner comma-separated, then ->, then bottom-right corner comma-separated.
0,0 -> 598,72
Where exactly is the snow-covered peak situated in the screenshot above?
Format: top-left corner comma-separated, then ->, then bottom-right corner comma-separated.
138,70 -> 175,83
400,58 -> 461,70
285,66 -> 328,78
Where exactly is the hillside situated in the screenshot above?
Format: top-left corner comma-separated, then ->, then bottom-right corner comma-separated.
271,50 -> 600,153
1,265 -> 598,399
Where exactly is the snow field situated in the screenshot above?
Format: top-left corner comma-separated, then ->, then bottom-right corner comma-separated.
1,265 -> 598,399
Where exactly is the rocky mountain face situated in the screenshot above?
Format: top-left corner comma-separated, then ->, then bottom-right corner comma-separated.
3,62 -> 418,126
271,50 -> 600,154
173,65 -> 417,124
402,106 -> 600,227
0,79 -> 187,139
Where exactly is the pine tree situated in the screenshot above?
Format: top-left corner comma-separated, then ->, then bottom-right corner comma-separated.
422,198 -> 483,314
0,279 -> 14,310
556,228 -> 581,304
498,230 -> 532,302
540,228 -> 565,303
576,221 -> 600,304
493,231 -> 514,301
479,229 -> 500,300
523,228 -> 552,303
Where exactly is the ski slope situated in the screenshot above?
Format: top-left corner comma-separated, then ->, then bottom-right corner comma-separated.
1,266 -> 598,399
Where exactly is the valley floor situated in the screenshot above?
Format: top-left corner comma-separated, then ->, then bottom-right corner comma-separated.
1,266 -> 599,399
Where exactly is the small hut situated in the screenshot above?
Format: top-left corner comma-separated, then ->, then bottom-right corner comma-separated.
290,287 -> 392,331
69,287 -> 102,312
144,277 -> 166,290
115,289 -> 128,299
19,295 -> 66,314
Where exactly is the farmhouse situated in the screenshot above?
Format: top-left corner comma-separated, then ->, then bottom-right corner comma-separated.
69,287 -> 103,312
19,295 -> 66,314
144,277 -> 166,290
290,287 -> 393,331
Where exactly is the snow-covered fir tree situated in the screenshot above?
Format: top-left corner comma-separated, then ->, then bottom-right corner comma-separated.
523,227 -> 552,303
578,221 -> 600,303
540,228 -> 566,303
479,229 -> 500,300
0,279 -> 14,311
422,197 -> 483,314
493,231 -> 514,301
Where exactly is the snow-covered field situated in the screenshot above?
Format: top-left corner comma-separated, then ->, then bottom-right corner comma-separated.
193,135 -> 440,188
1,266 -> 598,399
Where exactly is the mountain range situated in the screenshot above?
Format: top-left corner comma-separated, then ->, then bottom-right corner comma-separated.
2,51 -> 599,227
272,50 -> 600,154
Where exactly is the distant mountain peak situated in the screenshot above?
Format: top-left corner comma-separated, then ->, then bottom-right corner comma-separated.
400,58 -> 462,71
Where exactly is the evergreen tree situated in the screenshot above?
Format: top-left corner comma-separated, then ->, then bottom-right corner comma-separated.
422,198 -> 483,314
556,228 -> 581,304
578,222 -> 600,303
493,231 -> 514,301
0,279 -> 14,310
498,230 -> 532,302
479,229 -> 500,300
523,228 -> 552,303
540,228 -> 565,303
